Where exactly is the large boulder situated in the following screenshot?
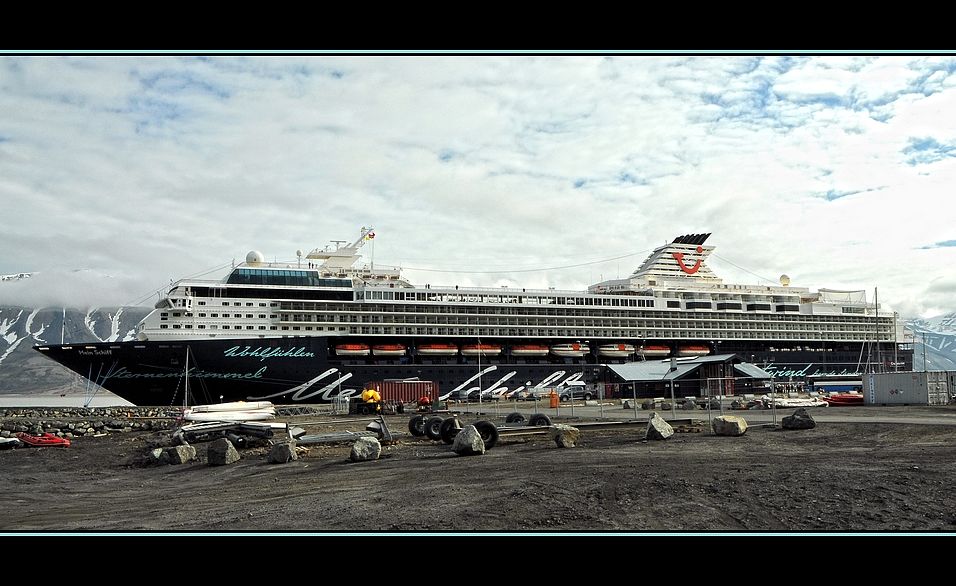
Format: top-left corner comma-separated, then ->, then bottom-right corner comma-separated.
782,408 -> 816,430
268,440 -> 298,464
207,438 -> 241,466
712,415 -> 748,437
350,437 -> 382,462
549,424 -> 581,448
645,412 -> 674,440
161,444 -> 197,465
682,398 -> 697,411
452,425 -> 485,456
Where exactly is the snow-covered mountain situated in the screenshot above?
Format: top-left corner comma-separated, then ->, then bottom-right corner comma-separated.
0,305 -> 150,393
905,313 -> 956,371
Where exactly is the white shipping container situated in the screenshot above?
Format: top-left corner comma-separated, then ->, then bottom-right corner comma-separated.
864,371 -> 951,405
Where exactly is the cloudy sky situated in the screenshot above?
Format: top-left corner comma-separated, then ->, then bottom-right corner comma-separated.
1,54 -> 954,317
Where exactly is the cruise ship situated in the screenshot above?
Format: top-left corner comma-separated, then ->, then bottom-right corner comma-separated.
34,228 -> 913,405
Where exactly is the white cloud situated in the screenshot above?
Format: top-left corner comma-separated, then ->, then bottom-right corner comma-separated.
1,54 -> 954,318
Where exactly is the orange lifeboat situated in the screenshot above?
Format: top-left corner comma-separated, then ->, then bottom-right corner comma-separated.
335,343 -> 370,356
598,343 -> 635,358
677,344 -> 711,357
511,344 -> 550,357
640,345 -> 671,357
461,344 -> 502,356
417,343 -> 459,356
372,344 -> 406,357
550,343 -> 589,358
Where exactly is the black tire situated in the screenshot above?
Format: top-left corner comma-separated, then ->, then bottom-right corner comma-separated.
408,415 -> 426,437
425,416 -> 445,441
440,417 -> 462,444
528,413 -> 552,427
473,420 -> 499,449
504,412 -> 526,424
584,393 -> 593,401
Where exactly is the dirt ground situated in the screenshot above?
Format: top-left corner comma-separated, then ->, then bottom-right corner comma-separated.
1,407 -> 955,533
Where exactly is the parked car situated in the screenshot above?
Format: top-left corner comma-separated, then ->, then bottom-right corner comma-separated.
558,385 -> 594,401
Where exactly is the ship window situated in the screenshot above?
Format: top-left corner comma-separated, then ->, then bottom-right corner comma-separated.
173,325 -> 181,329
270,326 -> 277,330
259,326 -> 267,330
198,301 -> 205,305
185,325 -> 193,329
282,326 -> 289,330
223,325 -> 230,329
199,313 -> 206,317
246,326 -> 254,330
270,314 -> 277,319
259,303 -> 266,306
160,325 -> 168,329
305,326 -> 313,330
258,314 -> 266,318
246,302 -> 253,306
223,302 -> 229,306
173,312 -> 181,317
246,314 -> 253,318
160,312 -> 168,317
293,326 -> 300,330
211,313 -> 219,317
198,325 -> 205,329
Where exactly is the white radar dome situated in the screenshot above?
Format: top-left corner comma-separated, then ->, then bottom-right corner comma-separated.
246,250 -> 265,265
779,274 -> 791,286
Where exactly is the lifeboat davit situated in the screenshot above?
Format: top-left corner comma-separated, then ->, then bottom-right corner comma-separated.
335,343 -> 370,356
551,343 -> 590,358
372,344 -> 406,357
640,345 -> 671,357
598,343 -> 635,358
677,344 -> 711,357
417,343 -> 459,356
461,344 -> 502,356
511,344 -> 550,356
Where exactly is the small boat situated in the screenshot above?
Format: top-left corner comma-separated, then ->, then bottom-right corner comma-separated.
188,401 -> 274,413
335,343 -> 370,356
372,344 -> 406,357
417,343 -> 459,356
15,432 -> 71,447
0,437 -> 22,450
598,343 -> 635,358
183,409 -> 276,422
822,393 -> 864,406
511,344 -> 550,356
461,344 -> 502,356
639,345 -> 671,357
677,344 -> 711,357
551,343 -> 590,358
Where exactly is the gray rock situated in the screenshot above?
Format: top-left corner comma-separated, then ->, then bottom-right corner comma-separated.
150,448 -> 164,462
549,424 -> 581,448
645,412 -> 675,440
268,441 -> 297,464
161,444 -> 197,465
452,425 -> 485,455
641,400 -> 654,410
208,438 -> 241,466
350,437 -> 382,462
0,430 -> 10,438
782,408 -> 816,430
712,415 -> 748,436
622,400 -> 632,410
682,398 -> 697,411
660,401 -> 672,411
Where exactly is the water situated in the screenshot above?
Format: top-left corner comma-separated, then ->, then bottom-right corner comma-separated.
0,395 -> 135,408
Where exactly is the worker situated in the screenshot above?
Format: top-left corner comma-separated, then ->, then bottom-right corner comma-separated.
417,394 -> 433,411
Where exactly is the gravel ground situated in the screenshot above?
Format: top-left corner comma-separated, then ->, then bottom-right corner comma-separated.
1,407 -> 955,533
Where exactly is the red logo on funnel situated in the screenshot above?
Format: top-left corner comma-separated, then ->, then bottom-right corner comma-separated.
672,246 -> 704,274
